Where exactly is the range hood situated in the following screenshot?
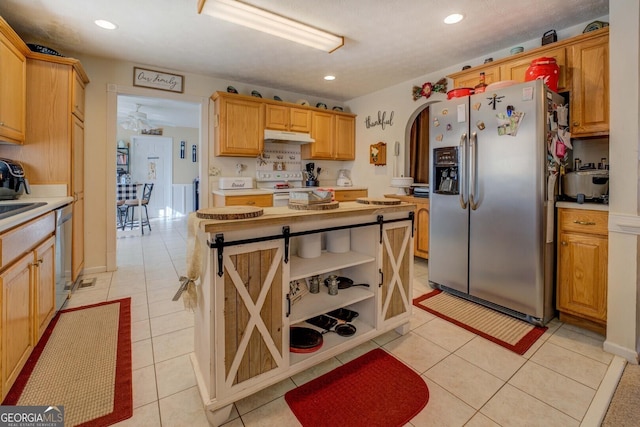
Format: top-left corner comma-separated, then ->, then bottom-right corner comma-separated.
264,129 -> 315,144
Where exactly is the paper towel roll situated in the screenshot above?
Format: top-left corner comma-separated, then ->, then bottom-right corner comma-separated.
326,229 -> 350,253
298,233 -> 321,258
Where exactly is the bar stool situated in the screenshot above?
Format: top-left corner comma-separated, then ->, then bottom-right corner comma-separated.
123,183 -> 154,234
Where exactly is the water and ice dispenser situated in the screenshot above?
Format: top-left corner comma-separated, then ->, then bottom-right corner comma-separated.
433,147 -> 459,195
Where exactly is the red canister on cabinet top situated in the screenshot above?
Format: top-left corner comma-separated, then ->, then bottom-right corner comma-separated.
525,57 -> 560,92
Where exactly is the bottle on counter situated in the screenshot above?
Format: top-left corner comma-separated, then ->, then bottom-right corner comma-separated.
573,158 -> 582,171
474,72 -> 487,94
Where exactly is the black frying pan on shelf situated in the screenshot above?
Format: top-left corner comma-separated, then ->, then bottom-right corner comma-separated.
323,276 -> 370,290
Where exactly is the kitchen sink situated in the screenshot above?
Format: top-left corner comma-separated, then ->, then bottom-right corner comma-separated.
0,202 -> 47,220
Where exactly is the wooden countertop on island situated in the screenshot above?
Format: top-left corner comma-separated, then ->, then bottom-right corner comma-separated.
199,201 -> 416,233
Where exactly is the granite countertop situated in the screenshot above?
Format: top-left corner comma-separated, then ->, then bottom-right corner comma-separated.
556,201 -> 609,212
0,185 -> 73,233
0,197 -> 73,233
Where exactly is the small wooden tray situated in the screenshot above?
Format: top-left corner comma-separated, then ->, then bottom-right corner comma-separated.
288,201 -> 340,210
289,190 -> 332,205
356,197 -> 401,205
196,206 -> 264,220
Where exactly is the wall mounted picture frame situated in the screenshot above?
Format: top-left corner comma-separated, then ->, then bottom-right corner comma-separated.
133,66 -> 184,93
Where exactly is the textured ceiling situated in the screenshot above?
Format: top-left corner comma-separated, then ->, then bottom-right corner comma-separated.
0,0 -> 609,124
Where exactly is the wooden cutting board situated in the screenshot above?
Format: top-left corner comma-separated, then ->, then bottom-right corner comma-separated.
356,197 -> 401,205
288,201 -> 340,210
196,206 -> 264,220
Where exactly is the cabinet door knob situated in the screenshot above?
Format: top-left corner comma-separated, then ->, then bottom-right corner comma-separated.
561,241 -> 568,246
573,122 -> 580,127
246,201 -> 255,205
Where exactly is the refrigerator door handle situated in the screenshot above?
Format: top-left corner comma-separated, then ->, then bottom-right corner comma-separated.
459,132 -> 468,209
469,131 -> 479,210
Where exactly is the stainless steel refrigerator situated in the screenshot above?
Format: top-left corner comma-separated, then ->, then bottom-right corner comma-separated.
429,80 -> 563,325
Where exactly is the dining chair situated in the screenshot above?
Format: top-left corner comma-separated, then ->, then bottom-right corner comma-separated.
123,183 -> 154,234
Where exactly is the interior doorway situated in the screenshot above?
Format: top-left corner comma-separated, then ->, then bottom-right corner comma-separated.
130,136 -> 173,218
107,86 -> 207,272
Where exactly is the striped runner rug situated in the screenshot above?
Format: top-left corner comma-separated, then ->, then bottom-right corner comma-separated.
413,290 -> 546,355
2,298 -> 132,426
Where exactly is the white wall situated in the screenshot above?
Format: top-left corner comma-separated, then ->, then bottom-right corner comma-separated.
604,2 -> 640,363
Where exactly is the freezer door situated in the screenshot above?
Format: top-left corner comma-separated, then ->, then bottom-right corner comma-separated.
467,80 -> 548,317
429,98 -> 470,294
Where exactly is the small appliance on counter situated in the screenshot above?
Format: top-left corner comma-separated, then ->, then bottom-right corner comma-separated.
218,177 -> 254,190
336,169 -> 352,187
562,170 -> 609,201
0,158 -> 30,199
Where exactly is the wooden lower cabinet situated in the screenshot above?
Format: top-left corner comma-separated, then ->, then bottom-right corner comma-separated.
0,212 -> 55,400
385,194 -> 429,259
1,253 -> 33,398
413,199 -> 429,259
213,193 -> 273,207
556,208 -> 608,334
34,236 -> 56,340
333,189 -> 367,202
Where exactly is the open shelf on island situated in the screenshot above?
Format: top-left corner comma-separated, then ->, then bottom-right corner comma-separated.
290,251 -> 375,281
289,316 -> 376,365
289,286 -> 374,324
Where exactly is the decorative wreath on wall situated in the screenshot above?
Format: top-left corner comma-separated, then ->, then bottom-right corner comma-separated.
412,78 -> 447,101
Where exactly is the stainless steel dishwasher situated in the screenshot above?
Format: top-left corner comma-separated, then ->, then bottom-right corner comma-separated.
55,203 -> 73,312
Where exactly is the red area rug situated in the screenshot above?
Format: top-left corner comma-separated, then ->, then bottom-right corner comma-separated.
2,298 -> 133,426
414,290 -> 547,355
285,348 -> 428,427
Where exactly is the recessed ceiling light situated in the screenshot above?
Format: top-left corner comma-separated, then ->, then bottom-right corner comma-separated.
444,13 -> 464,24
324,75 -> 336,81
95,19 -> 118,30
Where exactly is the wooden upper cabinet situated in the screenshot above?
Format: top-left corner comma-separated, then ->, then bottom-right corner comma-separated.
569,31 -> 609,137
451,64 -> 500,89
265,104 -> 311,133
500,47 -> 568,92
214,93 -> 264,157
302,111 -> 334,159
334,114 -> 355,160
72,71 -> 86,121
0,21 -> 27,145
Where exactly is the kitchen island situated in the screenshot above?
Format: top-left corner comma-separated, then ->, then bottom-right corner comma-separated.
191,201 -> 415,425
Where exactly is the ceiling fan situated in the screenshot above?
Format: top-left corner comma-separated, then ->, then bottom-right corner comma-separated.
119,104 -> 154,131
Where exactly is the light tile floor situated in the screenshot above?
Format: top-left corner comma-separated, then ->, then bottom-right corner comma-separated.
67,217 -> 623,426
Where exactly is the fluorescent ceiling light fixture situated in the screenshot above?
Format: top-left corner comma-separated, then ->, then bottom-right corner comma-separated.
444,13 -> 464,24
324,75 -> 336,81
199,0 -> 344,52
94,19 -> 118,30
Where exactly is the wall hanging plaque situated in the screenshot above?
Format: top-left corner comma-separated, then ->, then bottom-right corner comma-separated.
133,67 -> 184,93
370,142 -> 386,166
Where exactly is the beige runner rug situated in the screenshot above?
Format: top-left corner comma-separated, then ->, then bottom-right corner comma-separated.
413,290 -> 546,354
2,298 -> 132,427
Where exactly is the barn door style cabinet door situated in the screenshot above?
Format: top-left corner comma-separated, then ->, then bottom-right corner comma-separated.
215,241 -> 287,396
379,221 -> 413,325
